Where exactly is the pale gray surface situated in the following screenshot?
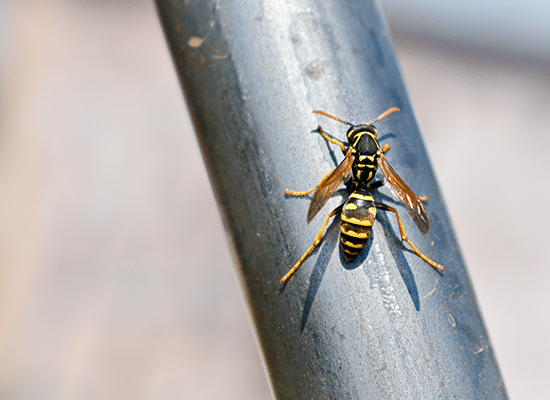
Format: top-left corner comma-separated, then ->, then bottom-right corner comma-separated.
0,1 -> 548,399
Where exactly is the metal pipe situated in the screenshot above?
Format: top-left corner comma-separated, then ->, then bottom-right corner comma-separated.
156,0 -> 508,398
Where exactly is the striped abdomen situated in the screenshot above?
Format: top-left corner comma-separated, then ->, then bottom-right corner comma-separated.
339,188 -> 376,262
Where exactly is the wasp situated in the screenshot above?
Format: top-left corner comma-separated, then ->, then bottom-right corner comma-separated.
281,107 -> 444,284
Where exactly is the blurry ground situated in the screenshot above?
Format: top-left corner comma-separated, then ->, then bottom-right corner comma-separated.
1,1 -> 549,399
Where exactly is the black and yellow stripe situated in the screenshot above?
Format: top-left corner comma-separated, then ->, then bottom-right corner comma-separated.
339,188 -> 376,262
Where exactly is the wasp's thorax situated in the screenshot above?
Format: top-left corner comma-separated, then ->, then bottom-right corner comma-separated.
346,124 -> 382,186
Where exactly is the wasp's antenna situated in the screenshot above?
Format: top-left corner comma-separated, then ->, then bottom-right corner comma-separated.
367,107 -> 400,125
312,110 -> 355,127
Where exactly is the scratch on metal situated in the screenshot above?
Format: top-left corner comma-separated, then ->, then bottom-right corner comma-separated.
368,242 -> 402,316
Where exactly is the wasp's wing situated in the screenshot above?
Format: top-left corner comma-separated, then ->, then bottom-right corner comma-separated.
378,153 -> 429,236
307,148 -> 354,223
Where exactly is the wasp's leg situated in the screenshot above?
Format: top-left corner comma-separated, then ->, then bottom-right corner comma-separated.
317,126 -> 347,152
285,167 -> 336,197
285,187 -> 317,197
281,204 -> 343,284
375,201 -> 444,272
285,126 -> 347,196
369,180 -> 385,190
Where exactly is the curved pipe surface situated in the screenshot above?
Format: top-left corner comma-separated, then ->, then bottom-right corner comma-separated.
156,0 -> 508,398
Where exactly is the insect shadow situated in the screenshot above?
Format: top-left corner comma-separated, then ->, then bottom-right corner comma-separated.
374,204 -> 421,311
299,214 -> 341,332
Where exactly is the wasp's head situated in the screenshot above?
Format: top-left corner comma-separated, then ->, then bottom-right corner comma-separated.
347,124 -> 381,156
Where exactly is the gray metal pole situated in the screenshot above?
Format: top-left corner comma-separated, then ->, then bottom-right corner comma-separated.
156,0 -> 508,398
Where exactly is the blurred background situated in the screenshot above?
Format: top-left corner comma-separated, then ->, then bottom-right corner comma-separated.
1,0 -> 548,398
